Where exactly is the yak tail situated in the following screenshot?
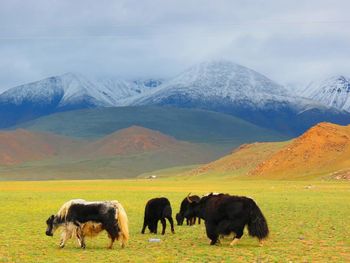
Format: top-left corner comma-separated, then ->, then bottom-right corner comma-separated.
113,201 -> 129,248
247,200 -> 269,241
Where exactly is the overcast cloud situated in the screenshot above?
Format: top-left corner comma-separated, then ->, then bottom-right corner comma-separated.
0,0 -> 349,91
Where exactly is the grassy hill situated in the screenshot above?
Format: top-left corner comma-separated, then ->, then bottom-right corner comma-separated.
0,127 -> 227,180
0,129 -> 82,165
14,106 -> 288,146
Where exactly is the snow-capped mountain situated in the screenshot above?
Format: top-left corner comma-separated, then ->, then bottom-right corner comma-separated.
124,60 -> 320,110
0,73 -> 115,108
0,73 -> 159,127
123,60 -> 350,135
1,61 -> 350,135
298,76 -> 350,112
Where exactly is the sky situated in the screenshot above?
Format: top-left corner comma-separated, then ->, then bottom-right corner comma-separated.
0,0 -> 349,92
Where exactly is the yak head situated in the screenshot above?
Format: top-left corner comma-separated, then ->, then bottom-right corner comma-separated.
176,213 -> 184,225
45,215 -> 61,236
184,194 -> 202,219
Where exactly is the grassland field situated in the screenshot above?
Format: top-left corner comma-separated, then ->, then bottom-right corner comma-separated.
0,178 -> 349,262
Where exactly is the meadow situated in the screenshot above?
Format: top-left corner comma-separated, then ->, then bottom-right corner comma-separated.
0,178 -> 349,262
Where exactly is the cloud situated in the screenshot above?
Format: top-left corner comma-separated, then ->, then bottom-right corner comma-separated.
0,0 -> 349,91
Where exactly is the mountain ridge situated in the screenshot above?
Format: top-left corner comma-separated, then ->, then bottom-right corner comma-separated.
298,75 -> 350,112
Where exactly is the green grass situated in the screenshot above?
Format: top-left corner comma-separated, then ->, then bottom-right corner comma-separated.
14,106 -> 287,144
0,144 -> 227,181
0,179 -> 349,262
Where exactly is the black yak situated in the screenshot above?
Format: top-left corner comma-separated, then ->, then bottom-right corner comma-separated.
141,197 -> 175,235
176,193 -> 201,226
188,193 -> 269,246
45,199 -> 129,249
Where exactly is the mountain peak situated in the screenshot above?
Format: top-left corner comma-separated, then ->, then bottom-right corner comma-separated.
300,75 -> 350,112
127,59 -> 290,107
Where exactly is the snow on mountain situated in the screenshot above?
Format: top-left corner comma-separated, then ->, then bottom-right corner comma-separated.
123,60 -> 327,111
0,73 -> 162,108
0,73 -> 112,107
0,73 -> 160,127
298,76 -> 350,112
121,59 -> 350,135
1,61 -> 349,135
133,78 -> 164,89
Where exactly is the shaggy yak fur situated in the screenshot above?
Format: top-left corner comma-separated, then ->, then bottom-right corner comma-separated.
45,199 -> 129,249
187,193 -> 269,246
141,197 -> 175,235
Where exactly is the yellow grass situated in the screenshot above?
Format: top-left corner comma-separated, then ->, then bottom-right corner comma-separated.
0,179 -> 349,262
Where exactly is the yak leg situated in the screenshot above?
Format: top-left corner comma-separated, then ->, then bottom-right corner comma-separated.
191,217 -> 196,225
198,217 -> 201,225
186,218 -> 189,225
77,230 -> 86,249
106,224 -> 118,249
107,234 -> 115,249
59,230 -> 69,248
230,228 -> 243,246
153,220 -> 158,234
166,216 -> 175,234
59,223 -> 74,248
75,226 -> 86,249
141,220 -> 147,234
160,218 -> 166,235
205,222 -> 219,245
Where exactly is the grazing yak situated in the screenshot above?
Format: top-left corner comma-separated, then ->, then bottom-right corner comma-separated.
45,199 -> 129,249
141,197 -> 175,235
187,193 -> 269,246
176,193 -> 201,226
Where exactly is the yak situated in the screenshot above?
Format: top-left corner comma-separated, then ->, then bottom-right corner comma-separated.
187,193 -> 269,246
45,199 -> 129,249
176,193 -> 201,226
141,197 -> 175,235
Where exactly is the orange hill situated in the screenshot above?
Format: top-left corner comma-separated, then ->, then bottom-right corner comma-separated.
0,129 -> 81,165
84,126 -> 181,156
250,122 -> 350,179
0,126 -> 211,166
188,122 -> 350,180
188,141 -> 287,177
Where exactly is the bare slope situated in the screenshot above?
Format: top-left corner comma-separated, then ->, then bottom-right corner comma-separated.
250,122 -> 350,179
187,142 -> 287,177
0,129 -> 81,165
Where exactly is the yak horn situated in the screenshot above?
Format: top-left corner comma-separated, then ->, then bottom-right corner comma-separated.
186,193 -> 192,203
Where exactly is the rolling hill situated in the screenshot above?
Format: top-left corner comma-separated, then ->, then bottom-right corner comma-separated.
187,141 -> 288,178
14,106 -> 287,146
185,122 -> 350,180
0,126 -> 229,180
250,122 -> 350,179
0,129 -> 81,165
